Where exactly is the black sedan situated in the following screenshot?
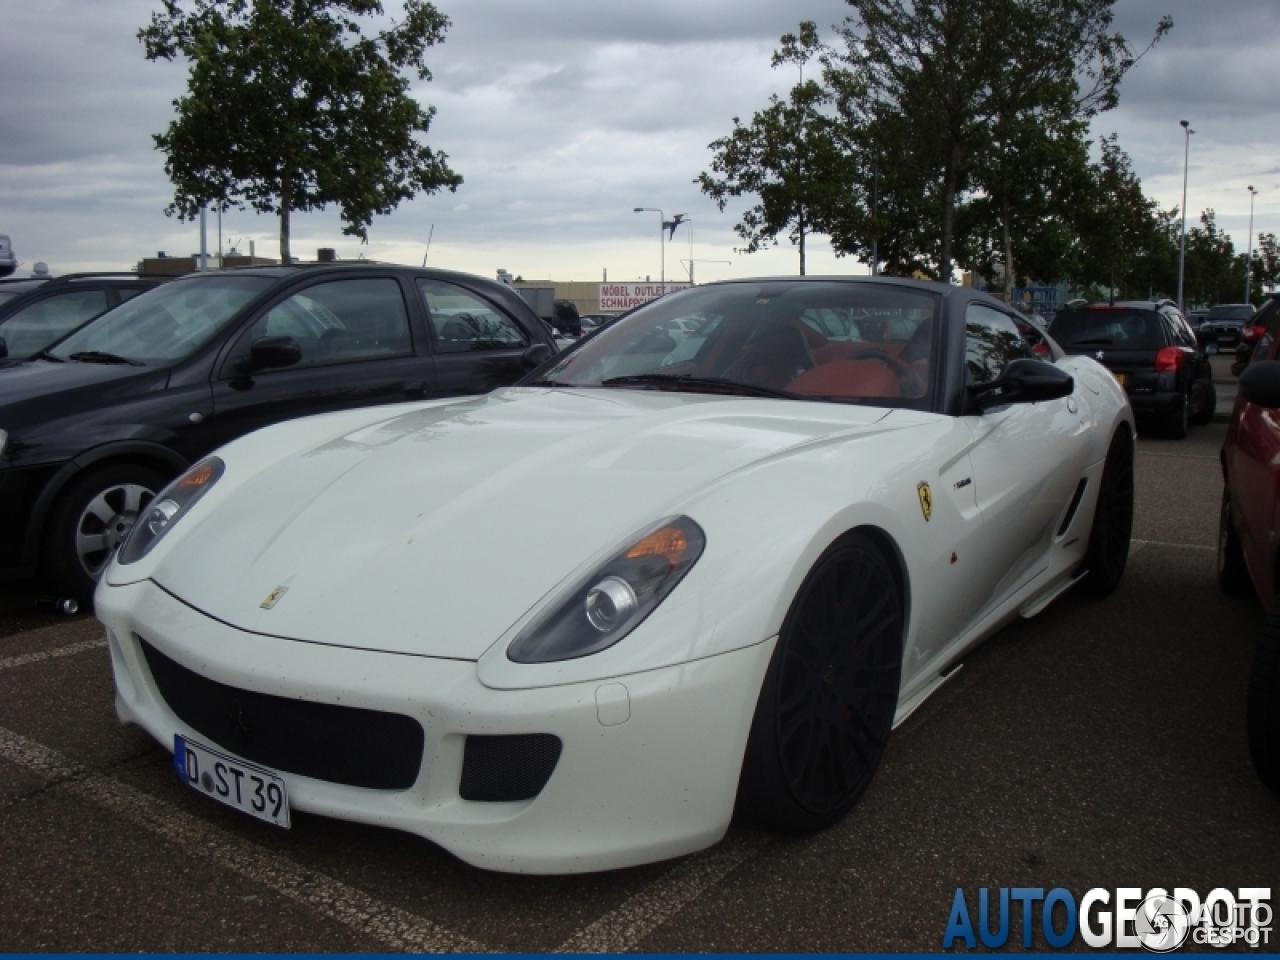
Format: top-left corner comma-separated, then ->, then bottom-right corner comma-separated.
1048,301 -> 1215,438
0,263 -> 556,606
0,273 -> 166,360
1198,303 -> 1255,354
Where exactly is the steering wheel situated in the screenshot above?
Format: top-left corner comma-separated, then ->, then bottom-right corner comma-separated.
848,348 -> 925,396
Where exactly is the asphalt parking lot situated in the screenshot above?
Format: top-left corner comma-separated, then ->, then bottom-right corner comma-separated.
1,416 -> 1277,952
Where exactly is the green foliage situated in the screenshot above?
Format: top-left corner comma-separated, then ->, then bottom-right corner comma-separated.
697,22 -> 855,275
1251,233 -> 1279,302
1183,210 -> 1247,306
140,0 -> 462,261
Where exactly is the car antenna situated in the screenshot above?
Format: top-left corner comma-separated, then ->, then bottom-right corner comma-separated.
422,224 -> 434,268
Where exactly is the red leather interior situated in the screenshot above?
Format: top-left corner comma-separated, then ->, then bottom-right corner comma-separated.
787,359 -> 902,398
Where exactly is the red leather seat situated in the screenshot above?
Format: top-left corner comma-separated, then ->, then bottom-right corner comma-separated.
787,359 -> 901,398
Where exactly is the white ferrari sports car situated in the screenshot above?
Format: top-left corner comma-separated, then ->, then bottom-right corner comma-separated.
97,277 -> 1134,874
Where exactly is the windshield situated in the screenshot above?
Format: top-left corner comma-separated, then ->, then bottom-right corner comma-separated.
1205,305 -> 1254,322
1049,308 -> 1163,350
530,281 -> 940,409
50,275 -> 270,363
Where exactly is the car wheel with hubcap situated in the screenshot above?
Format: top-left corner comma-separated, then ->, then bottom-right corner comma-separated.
736,530 -> 904,832
1081,426 -> 1134,597
1217,489 -> 1252,596
1248,594 -> 1280,793
41,463 -> 167,607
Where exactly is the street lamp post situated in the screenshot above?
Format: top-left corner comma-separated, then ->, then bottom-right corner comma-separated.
634,207 -> 664,291
1245,185 -> 1258,305
1176,120 -> 1195,313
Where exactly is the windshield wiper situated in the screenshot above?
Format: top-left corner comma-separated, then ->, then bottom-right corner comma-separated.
67,351 -> 143,366
34,350 -> 66,362
600,373 -> 799,400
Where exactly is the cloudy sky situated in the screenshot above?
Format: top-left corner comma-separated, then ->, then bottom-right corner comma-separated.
2,0 -> 1277,284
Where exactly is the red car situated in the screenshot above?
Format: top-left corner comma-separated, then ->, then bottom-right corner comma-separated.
1219,340 -> 1280,792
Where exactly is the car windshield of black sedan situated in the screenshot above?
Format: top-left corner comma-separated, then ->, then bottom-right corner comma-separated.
49,275 -> 271,363
1049,308 -> 1163,350
1204,305 -> 1254,322
530,281 -> 940,408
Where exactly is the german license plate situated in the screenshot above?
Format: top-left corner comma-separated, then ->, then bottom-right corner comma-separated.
174,735 -> 290,828
1113,372 -> 1126,386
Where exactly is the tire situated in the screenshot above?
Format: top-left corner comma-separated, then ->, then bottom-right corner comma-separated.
1247,595 -> 1280,793
1163,391 -> 1190,439
40,462 -> 167,607
1190,381 -> 1217,425
1217,489 -> 1252,596
1081,426 -> 1135,597
736,530 -> 904,832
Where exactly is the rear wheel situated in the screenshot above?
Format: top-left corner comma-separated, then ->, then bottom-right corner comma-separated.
736,530 -> 904,832
1190,380 -> 1217,425
1163,391 -> 1190,439
41,462 -> 166,607
1247,595 -> 1280,793
1217,489 -> 1252,596
1081,427 -> 1134,597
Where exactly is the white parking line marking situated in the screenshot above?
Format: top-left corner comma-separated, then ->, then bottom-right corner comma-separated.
1130,539 -> 1214,552
0,726 -> 485,954
555,832 -> 768,953
0,638 -> 108,672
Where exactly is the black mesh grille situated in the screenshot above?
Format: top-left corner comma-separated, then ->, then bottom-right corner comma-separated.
139,637 -> 425,791
460,734 -> 562,802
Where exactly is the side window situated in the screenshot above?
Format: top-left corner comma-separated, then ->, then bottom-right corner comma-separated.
241,278 -> 412,371
965,303 -> 1032,384
1,289 -> 109,356
418,280 -> 528,353
116,287 -> 147,305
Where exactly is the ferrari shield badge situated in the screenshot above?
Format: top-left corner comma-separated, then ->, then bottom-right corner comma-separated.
260,586 -> 288,610
917,482 -> 933,522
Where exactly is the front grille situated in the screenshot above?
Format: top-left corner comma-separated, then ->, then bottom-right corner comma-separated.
460,734 -> 561,802
139,637 -> 425,790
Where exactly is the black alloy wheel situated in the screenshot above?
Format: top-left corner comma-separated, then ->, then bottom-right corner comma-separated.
41,462 -> 167,607
1082,426 -> 1134,597
1190,380 -> 1217,425
1247,594 -> 1280,793
1217,489 -> 1253,596
737,530 -> 904,832
1164,390 -> 1190,439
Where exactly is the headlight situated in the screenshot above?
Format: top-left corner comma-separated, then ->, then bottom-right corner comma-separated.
117,457 -> 224,565
507,516 -> 705,664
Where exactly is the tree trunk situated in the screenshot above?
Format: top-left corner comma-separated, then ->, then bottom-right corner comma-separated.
798,205 -> 807,276
940,147 -> 958,284
279,170 -> 292,265
1002,196 -> 1015,302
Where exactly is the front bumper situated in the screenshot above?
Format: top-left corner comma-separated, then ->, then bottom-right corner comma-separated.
96,579 -> 774,874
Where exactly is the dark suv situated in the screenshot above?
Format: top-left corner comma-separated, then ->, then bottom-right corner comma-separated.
0,273 -> 167,360
1048,301 -> 1215,438
1199,303 -> 1255,354
0,264 -> 556,605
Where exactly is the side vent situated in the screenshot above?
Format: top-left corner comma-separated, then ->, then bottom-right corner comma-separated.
1056,478 -> 1089,538
460,734 -> 562,802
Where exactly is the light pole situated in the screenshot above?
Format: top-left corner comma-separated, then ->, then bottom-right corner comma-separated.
1245,185 -> 1258,305
1176,120 -> 1194,313
634,207 -> 664,291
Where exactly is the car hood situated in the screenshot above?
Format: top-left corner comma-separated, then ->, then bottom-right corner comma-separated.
152,387 -> 902,660
0,358 -> 167,422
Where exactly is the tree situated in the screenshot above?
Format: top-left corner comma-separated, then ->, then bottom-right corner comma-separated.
824,0 -> 1171,281
140,0 -> 462,262
1184,210 -> 1245,305
697,23 -> 853,275
1252,232 -> 1280,300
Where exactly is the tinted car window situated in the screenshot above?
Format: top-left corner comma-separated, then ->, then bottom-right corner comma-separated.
531,281 -> 939,408
51,275 -> 271,363
1049,308 -> 1163,350
418,280 -> 527,353
242,278 -> 413,370
965,303 -> 1032,383
1205,305 -> 1254,322
0,289 -> 109,357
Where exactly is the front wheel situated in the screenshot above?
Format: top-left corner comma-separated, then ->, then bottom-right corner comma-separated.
1248,595 -> 1280,793
736,530 -> 904,832
41,462 -> 166,607
1081,427 -> 1135,597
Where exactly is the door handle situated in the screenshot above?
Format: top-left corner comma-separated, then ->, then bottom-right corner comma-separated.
403,380 -> 426,399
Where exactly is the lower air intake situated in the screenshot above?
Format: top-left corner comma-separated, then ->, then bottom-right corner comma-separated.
460,733 -> 562,802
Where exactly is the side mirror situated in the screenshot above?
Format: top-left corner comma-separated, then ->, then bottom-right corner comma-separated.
1240,360 -> 1280,408
968,358 -> 1074,412
0,337 -> 8,360
522,343 -> 553,369
248,335 -> 302,371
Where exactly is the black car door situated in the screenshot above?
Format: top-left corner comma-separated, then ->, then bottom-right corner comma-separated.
211,274 -> 436,445
416,278 -> 535,396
